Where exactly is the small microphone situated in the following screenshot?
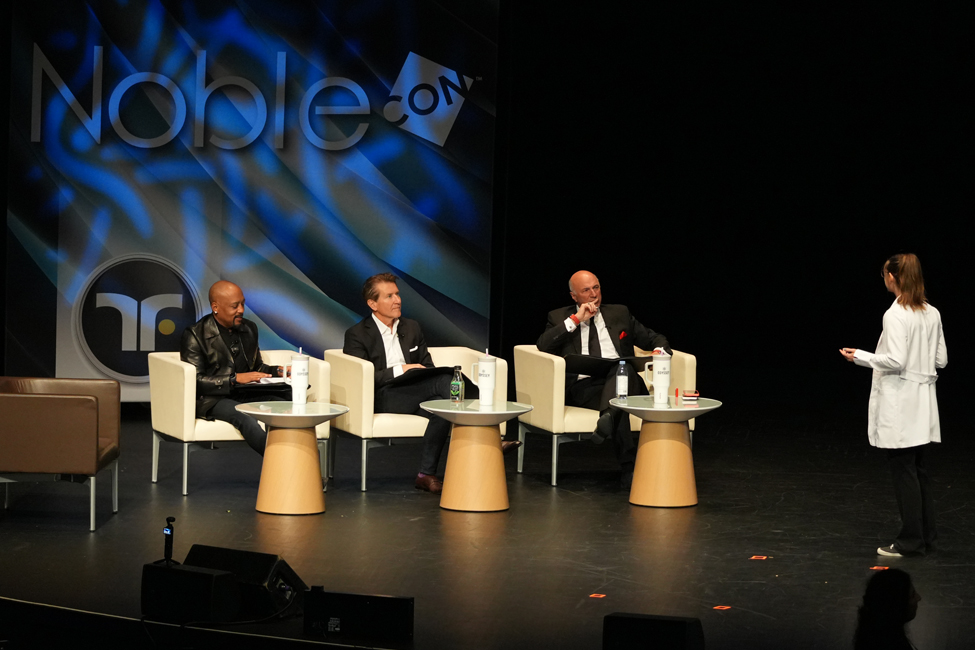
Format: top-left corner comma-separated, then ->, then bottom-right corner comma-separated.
163,516 -> 177,565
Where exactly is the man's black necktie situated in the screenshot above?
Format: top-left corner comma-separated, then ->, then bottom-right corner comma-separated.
588,317 -> 602,358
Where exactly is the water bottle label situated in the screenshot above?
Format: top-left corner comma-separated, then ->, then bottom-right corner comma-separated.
617,376 -> 628,396
450,381 -> 463,401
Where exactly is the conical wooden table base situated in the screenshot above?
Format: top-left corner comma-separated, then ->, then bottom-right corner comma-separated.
256,427 -> 326,515
629,421 -> 697,508
440,424 -> 509,512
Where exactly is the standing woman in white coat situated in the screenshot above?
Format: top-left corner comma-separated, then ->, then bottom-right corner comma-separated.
841,253 -> 947,557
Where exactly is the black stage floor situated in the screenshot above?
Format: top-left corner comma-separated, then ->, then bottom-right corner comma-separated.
1,402 -> 973,649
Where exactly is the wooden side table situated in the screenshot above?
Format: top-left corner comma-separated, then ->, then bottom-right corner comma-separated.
610,396 -> 722,507
421,399 -> 532,512
235,402 -> 348,515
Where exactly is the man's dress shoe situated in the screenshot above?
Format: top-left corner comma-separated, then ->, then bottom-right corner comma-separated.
414,474 -> 443,494
501,440 -> 523,455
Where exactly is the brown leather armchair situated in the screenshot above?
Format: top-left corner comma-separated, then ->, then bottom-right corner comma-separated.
0,377 -> 121,531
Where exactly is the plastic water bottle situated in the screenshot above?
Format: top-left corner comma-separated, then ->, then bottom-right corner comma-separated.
616,360 -> 628,402
450,365 -> 465,402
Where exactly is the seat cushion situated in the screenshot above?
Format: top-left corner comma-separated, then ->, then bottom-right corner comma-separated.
561,407 -> 642,434
563,406 -> 600,433
191,419 -> 246,442
372,413 -> 429,438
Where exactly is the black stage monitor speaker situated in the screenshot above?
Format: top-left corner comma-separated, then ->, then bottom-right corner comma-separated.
183,544 -> 308,620
141,562 -> 240,624
603,612 -> 705,650
303,586 -> 414,648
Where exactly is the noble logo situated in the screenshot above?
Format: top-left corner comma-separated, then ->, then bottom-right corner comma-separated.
33,45 -> 478,150
75,256 -> 201,382
383,52 -> 474,146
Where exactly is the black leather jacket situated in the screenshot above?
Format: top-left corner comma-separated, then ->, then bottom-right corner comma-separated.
180,314 -> 275,418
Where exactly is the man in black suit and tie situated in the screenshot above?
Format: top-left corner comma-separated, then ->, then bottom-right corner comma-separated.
537,270 -> 671,487
341,273 -> 454,493
180,280 -> 288,455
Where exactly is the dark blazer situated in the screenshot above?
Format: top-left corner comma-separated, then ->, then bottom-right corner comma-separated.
343,316 -> 434,389
536,304 -> 671,359
180,313 -> 275,418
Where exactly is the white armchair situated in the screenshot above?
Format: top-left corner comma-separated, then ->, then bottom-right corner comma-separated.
147,350 -> 331,495
513,345 -> 697,486
324,347 -> 508,491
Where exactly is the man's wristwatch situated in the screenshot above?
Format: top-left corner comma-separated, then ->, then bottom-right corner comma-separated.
229,372 -> 237,387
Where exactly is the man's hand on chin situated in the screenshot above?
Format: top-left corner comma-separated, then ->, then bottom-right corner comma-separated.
575,302 -> 597,323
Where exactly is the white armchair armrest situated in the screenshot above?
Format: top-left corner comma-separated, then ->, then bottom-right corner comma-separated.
324,349 -> 375,439
513,345 -> 567,434
148,352 -> 197,439
671,349 -> 697,393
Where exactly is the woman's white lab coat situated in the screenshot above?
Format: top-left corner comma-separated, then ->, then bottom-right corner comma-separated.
854,299 -> 947,448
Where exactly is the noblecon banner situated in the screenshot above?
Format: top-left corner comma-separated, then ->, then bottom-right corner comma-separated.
7,0 -> 497,399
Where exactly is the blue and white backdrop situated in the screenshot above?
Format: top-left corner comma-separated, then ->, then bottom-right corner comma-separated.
7,0 -> 497,399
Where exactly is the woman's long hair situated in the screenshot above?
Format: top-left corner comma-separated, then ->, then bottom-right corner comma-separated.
853,568 -> 914,650
884,253 -> 927,311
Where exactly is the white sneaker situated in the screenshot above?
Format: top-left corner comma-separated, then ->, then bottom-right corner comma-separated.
877,544 -> 904,557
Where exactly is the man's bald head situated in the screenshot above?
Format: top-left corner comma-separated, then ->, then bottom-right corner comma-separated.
208,280 -> 240,305
569,270 -> 602,309
568,271 -> 597,294
209,281 -> 246,329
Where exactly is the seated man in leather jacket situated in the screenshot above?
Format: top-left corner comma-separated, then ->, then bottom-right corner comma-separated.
180,280 -> 287,455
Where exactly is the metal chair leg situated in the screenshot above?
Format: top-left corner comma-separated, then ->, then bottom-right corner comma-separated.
182,444 -> 189,496
551,435 -> 559,487
328,433 -> 336,478
151,432 -> 160,483
318,439 -> 328,492
360,439 -> 368,492
112,460 -> 119,513
517,423 -> 527,473
89,475 -> 97,532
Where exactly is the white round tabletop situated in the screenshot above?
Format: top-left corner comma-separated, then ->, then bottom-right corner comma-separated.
420,399 -> 533,426
235,401 -> 349,428
609,395 -> 722,423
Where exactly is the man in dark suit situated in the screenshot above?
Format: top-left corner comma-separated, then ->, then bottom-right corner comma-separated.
537,270 -> 671,487
342,273 -> 454,493
180,280 -> 287,455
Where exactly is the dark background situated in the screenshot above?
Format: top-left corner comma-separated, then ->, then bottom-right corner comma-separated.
4,3 -> 972,423
490,3 -> 972,425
